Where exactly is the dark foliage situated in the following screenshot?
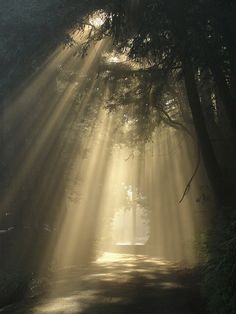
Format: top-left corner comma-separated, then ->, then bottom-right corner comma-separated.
204,216 -> 236,314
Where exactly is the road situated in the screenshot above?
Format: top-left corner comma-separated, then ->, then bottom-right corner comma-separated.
1,253 -> 208,314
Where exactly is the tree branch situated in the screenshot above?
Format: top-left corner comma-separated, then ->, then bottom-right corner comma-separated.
158,106 -> 193,138
179,141 -> 201,203
156,107 -> 201,203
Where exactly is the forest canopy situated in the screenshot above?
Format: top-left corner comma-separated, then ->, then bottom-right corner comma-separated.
76,0 -> 236,206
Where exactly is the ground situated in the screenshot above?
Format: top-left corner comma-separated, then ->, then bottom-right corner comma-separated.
0,253 -> 209,314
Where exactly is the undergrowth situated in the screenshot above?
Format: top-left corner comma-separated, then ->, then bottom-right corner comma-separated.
203,215 -> 236,314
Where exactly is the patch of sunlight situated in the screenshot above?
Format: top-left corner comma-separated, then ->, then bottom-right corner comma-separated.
160,282 -> 183,289
108,297 -> 129,304
105,52 -> 128,64
85,273 -> 108,278
103,50 -> 156,70
34,297 -> 81,313
147,258 -> 170,266
116,242 -> 145,245
96,252 -> 137,263
86,269 -> 127,282
89,10 -> 106,28
96,252 -> 168,266
121,263 -> 136,267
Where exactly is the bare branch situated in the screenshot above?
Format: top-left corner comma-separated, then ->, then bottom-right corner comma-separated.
158,107 -> 193,138
179,141 -> 201,203
155,107 -> 200,203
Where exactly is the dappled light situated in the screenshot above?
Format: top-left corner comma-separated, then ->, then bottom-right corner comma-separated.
30,252 -> 205,314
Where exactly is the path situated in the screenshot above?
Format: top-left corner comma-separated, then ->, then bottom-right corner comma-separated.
1,253 -> 208,314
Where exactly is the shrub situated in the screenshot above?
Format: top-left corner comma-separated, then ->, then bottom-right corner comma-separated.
0,271 -> 32,307
203,218 -> 236,314
0,270 -> 50,308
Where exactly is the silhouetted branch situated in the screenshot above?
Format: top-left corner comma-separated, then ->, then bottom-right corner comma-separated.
157,107 -> 201,203
179,141 -> 201,203
158,107 -> 193,138
125,152 -> 134,161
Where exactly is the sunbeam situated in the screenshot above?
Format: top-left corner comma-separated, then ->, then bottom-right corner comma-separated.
1,10 -> 210,313
2,3 -> 235,313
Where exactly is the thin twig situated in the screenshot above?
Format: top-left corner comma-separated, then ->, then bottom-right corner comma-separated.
159,107 -> 193,138
179,141 -> 201,203
157,107 -> 201,203
125,152 -> 134,161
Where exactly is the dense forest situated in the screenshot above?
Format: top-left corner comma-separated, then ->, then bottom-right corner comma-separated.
0,0 -> 235,313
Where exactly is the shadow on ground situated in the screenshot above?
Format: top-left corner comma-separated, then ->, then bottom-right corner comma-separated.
1,253 -> 209,314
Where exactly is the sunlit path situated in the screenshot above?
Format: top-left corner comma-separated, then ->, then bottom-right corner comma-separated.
1,253 -> 208,314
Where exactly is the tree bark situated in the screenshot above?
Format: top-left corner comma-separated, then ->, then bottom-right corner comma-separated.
208,59 -> 236,133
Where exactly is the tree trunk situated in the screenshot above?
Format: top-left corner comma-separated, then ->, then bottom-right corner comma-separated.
226,45 -> 236,95
208,60 -> 236,133
181,56 -> 229,205
221,22 -> 236,94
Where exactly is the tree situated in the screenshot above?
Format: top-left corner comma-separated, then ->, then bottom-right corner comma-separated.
84,0 -> 233,205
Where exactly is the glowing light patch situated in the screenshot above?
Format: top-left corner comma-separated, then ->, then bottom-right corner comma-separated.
96,252 -> 168,266
34,297 -> 81,313
108,54 -> 127,64
160,282 -> 183,289
89,11 -> 106,28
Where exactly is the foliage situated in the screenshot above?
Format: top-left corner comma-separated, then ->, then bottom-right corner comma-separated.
0,271 -> 30,307
0,269 -> 50,308
0,0 -> 107,100
203,216 -> 236,314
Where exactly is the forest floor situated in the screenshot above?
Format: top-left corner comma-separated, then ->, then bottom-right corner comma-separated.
0,253 -> 209,314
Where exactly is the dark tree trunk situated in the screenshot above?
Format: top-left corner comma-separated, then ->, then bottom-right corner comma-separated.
208,60 -> 236,133
227,45 -> 236,94
181,56 -> 229,205
221,22 -> 236,94
198,70 -> 216,127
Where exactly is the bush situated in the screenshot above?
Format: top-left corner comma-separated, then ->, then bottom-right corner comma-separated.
0,271 -> 32,307
0,269 -> 50,308
203,218 -> 236,314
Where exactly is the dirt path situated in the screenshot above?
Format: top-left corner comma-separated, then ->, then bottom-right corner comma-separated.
1,253 -> 208,314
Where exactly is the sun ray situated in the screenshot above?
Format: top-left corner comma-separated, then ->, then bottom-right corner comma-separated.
1,12 -> 211,311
